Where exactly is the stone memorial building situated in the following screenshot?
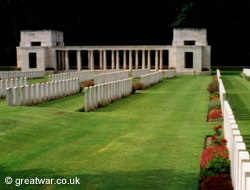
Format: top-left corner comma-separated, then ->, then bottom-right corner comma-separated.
16,28 -> 211,74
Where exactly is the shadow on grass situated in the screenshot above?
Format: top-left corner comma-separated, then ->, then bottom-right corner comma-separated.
0,165 -> 200,190
220,71 -> 241,75
242,135 -> 250,152
222,77 -> 234,90
226,93 -> 250,121
94,92 -> 147,113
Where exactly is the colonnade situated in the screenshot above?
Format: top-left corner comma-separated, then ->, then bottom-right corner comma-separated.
56,48 -> 167,71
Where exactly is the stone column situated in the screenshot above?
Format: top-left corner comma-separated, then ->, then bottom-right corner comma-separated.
123,50 -> 127,70
88,51 -> 91,70
99,50 -> 103,70
77,50 -> 81,71
160,50 -> 163,70
135,50 -> 139,69
142,50 -> 145,69
103,50 -> 107,70
65,51 -> 69,71
91,50 -> 94,70
116,51 -> 119,70
155,50 -> 158,71
111,50 -> 115,69
147,50 -> 151,70
129,50 -> 132,71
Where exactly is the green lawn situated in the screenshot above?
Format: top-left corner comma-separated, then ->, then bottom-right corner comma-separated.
221,71 -> 250,151
28,75 -> 49,84
0,75 -> 214,190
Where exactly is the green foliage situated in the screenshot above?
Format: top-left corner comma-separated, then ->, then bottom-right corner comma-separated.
208,101 -> 221,112
132,82 -> 145,94
240,72 -> 250,81
207,80 -> 219,94
200,157 -> 230,179
170,2 -> 195,27
80,80 -> 95,92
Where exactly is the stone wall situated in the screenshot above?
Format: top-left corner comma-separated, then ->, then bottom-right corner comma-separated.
161,69 -> 176,79
173,28 -> 207,46
20,30 -> 64,47
16,47 -> 47,71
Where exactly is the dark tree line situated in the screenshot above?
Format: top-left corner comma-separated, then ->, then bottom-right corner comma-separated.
0,0 -> 250,66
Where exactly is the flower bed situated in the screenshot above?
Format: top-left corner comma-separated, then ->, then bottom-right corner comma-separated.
199,125 -> 233,189
207,76 -> 223,122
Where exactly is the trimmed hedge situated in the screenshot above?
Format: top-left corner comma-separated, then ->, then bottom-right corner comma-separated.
208,101 -> 221,112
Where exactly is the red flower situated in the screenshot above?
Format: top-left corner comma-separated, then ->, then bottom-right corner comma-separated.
200,145 -> 229,168
211,136 -> 216,141
208,109 -> 222,120
217,125 -> 222,129
214,125 -> 223,131
221,138 -> 227,144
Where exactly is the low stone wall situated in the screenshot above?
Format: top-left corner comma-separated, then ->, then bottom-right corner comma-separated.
177,71 -> 211,75
0,78 -> 28,98
97,70 -> 122,74
217,69 -> 250,190
140,71 -> 163,88
243,69 -> 250,76
49,71 -> 95,82
6,78 -> 80,106
0,71 -> 44,79
94,71 -> 129,85
162,69 -> 176,79
132,69 -> 150,78
85,78 -> 132,112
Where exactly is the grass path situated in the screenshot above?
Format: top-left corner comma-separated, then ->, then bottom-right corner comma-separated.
0,75 -> 213,190
221,71 -> 250,151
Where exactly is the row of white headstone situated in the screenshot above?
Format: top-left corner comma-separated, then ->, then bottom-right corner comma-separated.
132,69 -> 150,78
94,71 -> 129,85
217,69 -> 226,114
49,71 -> 95,82
6,78 -> 80,106
0,78 -> 28,98
0,71 -> 44,80
84,78 -> 132,112
217,69 -> 250,190
140,71 -> 163,88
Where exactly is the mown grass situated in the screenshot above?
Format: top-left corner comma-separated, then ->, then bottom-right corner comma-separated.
0,75 -> 214,190
222,73 -> 250,152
